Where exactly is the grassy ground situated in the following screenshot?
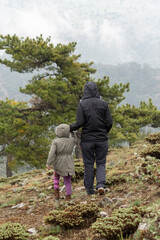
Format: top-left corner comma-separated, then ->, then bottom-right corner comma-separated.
0,138 -> 159,240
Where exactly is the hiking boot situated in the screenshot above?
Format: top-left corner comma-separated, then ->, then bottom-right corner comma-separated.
98,187 -> 105,195
86,189 -> 95,195
66,195 -> 71,201
55,189 -> 60,200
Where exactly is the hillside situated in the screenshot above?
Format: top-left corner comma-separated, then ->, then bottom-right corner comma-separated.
0,135 -> 159,240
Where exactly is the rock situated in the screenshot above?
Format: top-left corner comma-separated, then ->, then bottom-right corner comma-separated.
105,188 -> 110,193
125,192 -> 134,198
12,188 -> 23,193
26,208 -> 34,214
119,204 -> 128,208
113,198 -> 126,207
11,203 -> 25,209
74,186 -> 85,191
98,197 -> 113,207
138,222 -> 148,231
60,185 -> 66,192
80,201 -> 88,204
47,186 -> 53,190
90,197 -> 96,201
26,187 -> 39,192
28,227 -> 37,235
115,201 -> 125,207
112,197 -> 125,202
133,222 -> 149,240
38,193 -> 46,198
22,178 -> 29,186
99,211 -> 109,217
46,196 -> 51,200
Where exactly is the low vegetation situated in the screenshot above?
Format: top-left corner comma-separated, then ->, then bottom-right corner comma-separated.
0,134 -> 159,239
0,222 -> 30,240
44,203 -> 98,228
91,206 -> 145,239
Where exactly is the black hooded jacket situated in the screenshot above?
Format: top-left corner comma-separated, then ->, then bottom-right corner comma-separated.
70,82 -> 113,142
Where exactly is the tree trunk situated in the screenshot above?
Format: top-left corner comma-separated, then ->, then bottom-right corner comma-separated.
75,130 -> 82,159
6,155 -> 13,177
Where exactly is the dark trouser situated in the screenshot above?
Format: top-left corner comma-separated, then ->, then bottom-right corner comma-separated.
80,141 -> 108,195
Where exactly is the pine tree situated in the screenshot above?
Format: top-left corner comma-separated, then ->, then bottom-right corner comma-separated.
0,34 -> 160,175
0,99 -> 51,176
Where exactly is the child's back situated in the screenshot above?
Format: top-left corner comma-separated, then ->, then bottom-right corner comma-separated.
47,124 -> 77,201
51,124 -> 76,176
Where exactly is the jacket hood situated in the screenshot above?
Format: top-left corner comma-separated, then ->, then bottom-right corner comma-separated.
55,124 -> 70,138
82,82 -> 100,100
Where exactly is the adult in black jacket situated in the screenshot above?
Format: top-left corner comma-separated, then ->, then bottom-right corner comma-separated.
70,82 -> 112,195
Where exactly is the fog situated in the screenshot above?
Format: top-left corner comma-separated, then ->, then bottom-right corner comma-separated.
0,0 -> 160,67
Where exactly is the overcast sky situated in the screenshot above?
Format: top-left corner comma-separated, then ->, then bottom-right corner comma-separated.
0,0 -> 160,67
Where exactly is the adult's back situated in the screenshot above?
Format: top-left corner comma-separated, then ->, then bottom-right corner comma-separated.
70,81 -> 113,195
70,81 -> 112,142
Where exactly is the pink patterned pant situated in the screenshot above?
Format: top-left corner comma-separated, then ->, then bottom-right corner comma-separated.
54,172 -> 72,196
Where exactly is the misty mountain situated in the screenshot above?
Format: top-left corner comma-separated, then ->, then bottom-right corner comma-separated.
0,62 -> 160,109
94,62 -> 160,108
0,64 -> 31,102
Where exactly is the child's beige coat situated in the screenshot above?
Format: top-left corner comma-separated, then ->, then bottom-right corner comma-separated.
47,124 -> 77,176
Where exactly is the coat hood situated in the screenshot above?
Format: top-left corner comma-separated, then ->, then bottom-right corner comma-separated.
82,82 -> 100,100
55,124 -> 70,138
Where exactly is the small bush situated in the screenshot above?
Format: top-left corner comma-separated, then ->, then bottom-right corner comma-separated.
44,203 -> 98,228
106,174 -> 126,186
133,205 -> 160,240
0,222 -> 30,240
91,206 -> 145,240
140,144 -> 160,159
145,132 -> 160,144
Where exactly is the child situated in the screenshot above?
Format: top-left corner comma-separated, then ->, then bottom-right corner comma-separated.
46,124 -> 77,201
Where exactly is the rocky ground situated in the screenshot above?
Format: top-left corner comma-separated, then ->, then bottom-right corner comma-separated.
0,137 -> 160,240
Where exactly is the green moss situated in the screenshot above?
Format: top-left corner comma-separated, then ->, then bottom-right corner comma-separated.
0,222 -> 30,240
0,196 -> 24,208
91,206 -> 146,240
133,205 -> 160,240
145,132 -> 160,144
106,174 -> 127,186
44,203 -> 98,228
136,156 -> 160,183
140,144 -> 160,159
